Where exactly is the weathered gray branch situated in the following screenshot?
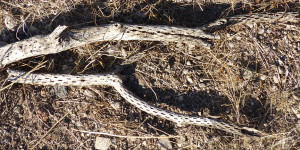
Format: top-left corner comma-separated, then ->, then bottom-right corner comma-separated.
0,23 -> 217,68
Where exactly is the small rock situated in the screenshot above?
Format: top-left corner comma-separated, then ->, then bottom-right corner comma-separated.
95,137 -> 112,150
226,33 -> 231,38
258,28 -> 264,34
246,22 -> 254,28
186,61 -> 192,66
75,121 -> 83,127
228,42 -> 234,48
158,137 -> 172,149
142,141 -> 147,146
110,101 -> 121,110
53,85 -> 68,98
187,44 -> 196,50
186,76 -> 193,84
199,83 -> 206,88
260,75 -> 267,80
242,70 -> 253,80
182,69 -> 188,74
4,13 -> 19,30
227,61 -> 233,66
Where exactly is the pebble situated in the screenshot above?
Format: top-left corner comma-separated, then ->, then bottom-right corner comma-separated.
158,138 -> 172,149
182,69 -> 188,74
95,137 -> 112,150
236,36 -> 241,40
4,14 -> 19,30
228,42 -> 234,48
186,76 -> 193,84
242,70 -> 253,80
227,61 -> 233,66
53,85 -> 68,98
142,141 -> 147,146
199,83 -> 206,88
226,33 -> 231,38
186,61 -> 192,66
260,75 -> 267,81
110,101 -> 121,110
258,28 -> 264,34
246,22 -> 254,28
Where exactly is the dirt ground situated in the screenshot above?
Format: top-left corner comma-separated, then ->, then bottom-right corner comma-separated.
0,0 -> 299,149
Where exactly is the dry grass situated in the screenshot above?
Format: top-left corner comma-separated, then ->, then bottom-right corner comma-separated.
0,0 -> 299,149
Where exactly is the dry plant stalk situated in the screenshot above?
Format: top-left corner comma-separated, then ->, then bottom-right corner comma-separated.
0,23 -> 219,68
1,12 -> 297,68
7,69 -> 265,136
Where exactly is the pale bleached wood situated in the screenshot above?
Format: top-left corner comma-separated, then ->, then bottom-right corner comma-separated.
7,69 -> 266,136
1,12 -> 298,68
0,23 -> 217,68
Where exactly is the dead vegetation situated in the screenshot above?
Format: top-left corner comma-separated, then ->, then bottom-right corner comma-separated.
0,0 -> 299,149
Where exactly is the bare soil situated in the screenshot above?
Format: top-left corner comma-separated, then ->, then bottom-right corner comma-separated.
0,0 -> 299,149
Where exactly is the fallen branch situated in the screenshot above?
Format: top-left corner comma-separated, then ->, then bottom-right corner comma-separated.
0,23 -> 218,68
7,69 -> 267,136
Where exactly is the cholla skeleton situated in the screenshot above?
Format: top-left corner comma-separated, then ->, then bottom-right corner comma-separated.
7,69 -> 265,136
